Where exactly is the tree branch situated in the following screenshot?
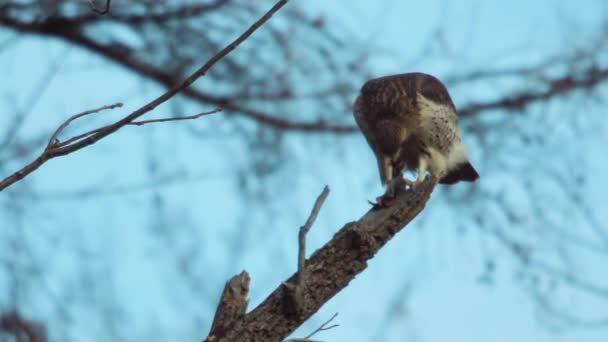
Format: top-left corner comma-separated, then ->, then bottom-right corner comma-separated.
88,0 -> 112,15
0,0 -> 289,191
54,108 -> 222,148
284,312 -> 339,342
0,311 -> 46,342
3,4 -> 606,133
0,2 -> 357,134
303,312 -> 339,339
128,108 -> 222,126
209,179 -> 437,341
459,65 -> 608,117
206,271 -> 251,342
46,102 -> 123,149
288,185 -> 330,311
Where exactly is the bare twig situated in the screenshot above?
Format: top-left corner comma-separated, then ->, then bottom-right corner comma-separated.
46,102 -> 123,149
303,312 -> 339,340
285,324 -> 342,342
0,0 -> 289,191
295,186 -> 330,307
88,0 -> 112,15
129,108 -> 222,126
56,108 -> 222,148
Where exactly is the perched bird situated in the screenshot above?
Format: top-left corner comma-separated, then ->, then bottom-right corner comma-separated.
354,72 -> 479,204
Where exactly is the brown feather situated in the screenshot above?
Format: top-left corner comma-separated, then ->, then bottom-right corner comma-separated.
354,72 -> 479,187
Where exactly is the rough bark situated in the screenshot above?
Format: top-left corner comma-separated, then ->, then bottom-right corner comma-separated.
214,180 -> 436,341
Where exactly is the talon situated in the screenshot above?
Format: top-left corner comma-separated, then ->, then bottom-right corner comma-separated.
386,177 -> 409,197
369,195 -> 396,209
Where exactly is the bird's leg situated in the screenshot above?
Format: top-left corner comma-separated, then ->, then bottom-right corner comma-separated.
373,175 -> 413,208
385,177 -> 406,198
412,156 -> 428,188
372,177 -> 404,208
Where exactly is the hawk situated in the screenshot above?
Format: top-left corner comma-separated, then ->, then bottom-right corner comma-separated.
354,72 -> 479,204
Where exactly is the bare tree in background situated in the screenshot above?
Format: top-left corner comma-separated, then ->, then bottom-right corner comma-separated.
1,0 -> 608,341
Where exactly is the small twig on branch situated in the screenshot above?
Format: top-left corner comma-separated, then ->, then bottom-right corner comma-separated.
284,312 -> 339,341
46,102 -> 123,149
56,108 -> 222,148
206,271 -> 250,342
0,0 -> 289,191
293,186 -> 330,309
88,0 -> 112,15
129,108 -> 222,126
304,312 -> 339,339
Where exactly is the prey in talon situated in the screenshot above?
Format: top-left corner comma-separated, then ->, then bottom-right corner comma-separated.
353,73 -> 480,208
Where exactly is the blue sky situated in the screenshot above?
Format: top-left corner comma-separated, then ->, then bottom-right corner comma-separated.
1,1 -> 607,341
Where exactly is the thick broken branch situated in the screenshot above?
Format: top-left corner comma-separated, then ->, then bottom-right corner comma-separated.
210,179 -> 436,341
206,271 -> 251,342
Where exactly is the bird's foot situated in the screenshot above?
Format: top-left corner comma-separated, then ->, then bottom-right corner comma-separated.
386,177 -> 409,197
369,177 -> 412,209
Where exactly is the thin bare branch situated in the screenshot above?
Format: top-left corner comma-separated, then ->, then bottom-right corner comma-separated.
0,0 -> 290,191
46,102 -> 123,149
295,186 -> 330,307
304,312 -> 339,339
55,108 -> 222,148
129,108 -> 222,126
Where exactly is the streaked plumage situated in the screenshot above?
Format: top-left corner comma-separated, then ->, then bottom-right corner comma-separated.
354,72 -> 479,198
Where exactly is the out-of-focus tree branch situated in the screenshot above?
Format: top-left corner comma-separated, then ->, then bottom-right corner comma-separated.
0,0 -> 289,191
88,0 -> 112,15
0,0 -> 361,134
0,311 -> 46,342
459,65 -> 608,117
2,2 -> 607,136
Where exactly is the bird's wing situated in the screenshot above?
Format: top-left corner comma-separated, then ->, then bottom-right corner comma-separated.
353,95 -> 394,184
415,73 -> 457,116
355,77 -> 417,184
